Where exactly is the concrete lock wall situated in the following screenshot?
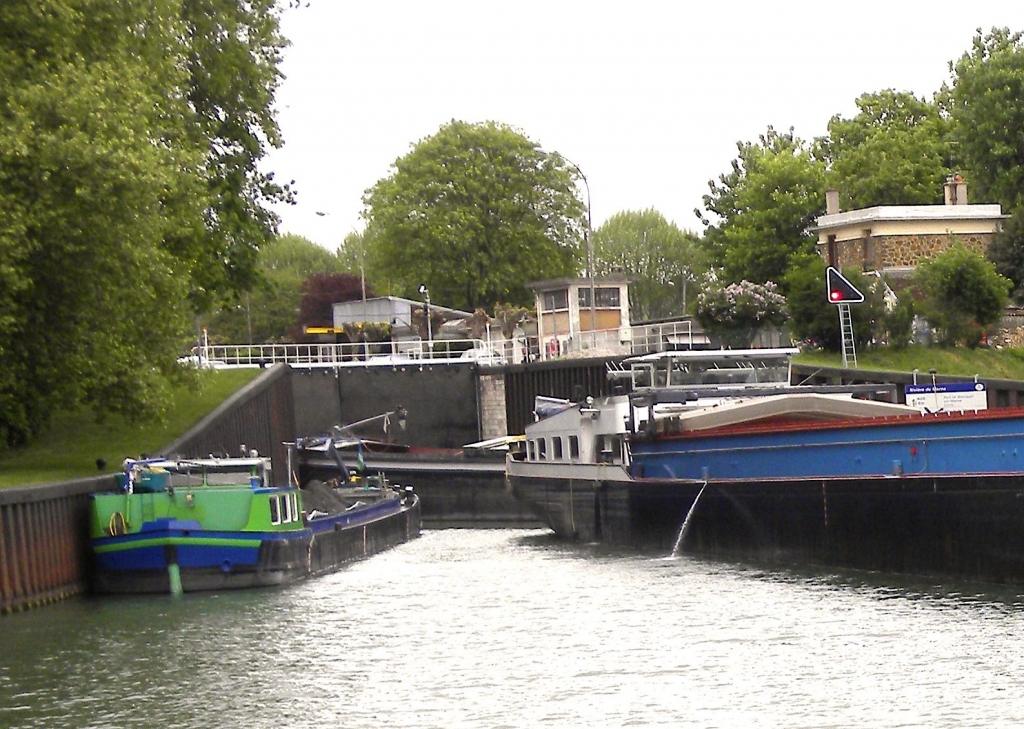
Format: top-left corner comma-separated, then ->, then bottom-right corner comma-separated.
291,363 -> 481,448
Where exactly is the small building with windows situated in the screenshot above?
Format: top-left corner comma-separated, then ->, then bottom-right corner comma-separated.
813,178 -> 1007,278
528,273 -> 631,359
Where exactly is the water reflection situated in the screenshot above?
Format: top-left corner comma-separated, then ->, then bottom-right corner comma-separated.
3,529 -> 1024,728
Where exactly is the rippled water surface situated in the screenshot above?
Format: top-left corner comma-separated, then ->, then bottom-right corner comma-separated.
4,529 -> 1024,728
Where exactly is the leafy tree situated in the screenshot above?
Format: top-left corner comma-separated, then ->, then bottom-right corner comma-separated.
177,0 -> 293,308
337,229 -> 370,278
362,120 -> 584,311
817,89 -> 952,209
784,256 -> 886,351
881,295 -> 916,350
949,28 -> 1024,211
204,234 -> 346,343
913,243 -> 1011,347
294,273 -> 372,341
987,210 -> 1024,304
0,0 -> 289,447
592,209 -> 705,321
696,127 -> 826,287
694,280 -> 788,348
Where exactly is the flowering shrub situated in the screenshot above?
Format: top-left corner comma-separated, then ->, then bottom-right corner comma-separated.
696,280 -> 788,347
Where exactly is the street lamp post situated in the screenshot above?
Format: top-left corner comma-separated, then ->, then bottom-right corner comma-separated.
418,284 -> 432,356
551,151 -> 596,339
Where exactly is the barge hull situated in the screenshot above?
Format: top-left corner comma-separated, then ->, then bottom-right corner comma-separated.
509,472 -> 1024,584
91,497 -> 421,594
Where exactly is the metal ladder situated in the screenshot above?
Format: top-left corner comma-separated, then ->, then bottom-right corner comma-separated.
838,303 -> 857,369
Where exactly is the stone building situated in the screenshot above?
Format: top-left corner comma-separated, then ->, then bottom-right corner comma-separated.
814,177 -> 1006,278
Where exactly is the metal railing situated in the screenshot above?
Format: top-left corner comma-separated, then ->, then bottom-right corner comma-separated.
195,338 -> 511,368
195,320 -> 779,369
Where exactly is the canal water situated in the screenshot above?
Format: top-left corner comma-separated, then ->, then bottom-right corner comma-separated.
4,528 -> 1024,728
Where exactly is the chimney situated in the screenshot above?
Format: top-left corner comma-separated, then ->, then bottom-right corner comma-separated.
944,174 -> 968,206
825,189 -> 841,215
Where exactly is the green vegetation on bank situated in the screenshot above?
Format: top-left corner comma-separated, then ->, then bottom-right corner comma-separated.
795,345 -> 1024,380
0,369 -> 261,488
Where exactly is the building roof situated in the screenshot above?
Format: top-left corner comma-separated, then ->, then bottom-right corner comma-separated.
814,204 -> 1005,233
526,273 -> 631,292
331,296 -> 473,323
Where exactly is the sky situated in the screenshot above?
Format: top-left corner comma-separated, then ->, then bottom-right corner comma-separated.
264,0 -> 1024,251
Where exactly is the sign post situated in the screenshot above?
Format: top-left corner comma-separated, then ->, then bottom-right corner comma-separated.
826,266 -> 865,369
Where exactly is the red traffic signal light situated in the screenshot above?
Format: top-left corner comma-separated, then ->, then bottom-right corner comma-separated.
826,266 -> 864,304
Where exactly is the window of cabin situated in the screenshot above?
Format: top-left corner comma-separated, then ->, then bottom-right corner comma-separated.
578,287 -> 621,309
553,437 -> 564,460
541,290 -> 569,312
537,438 -> 547,460
597,435 -> 623,464
270,496 -> 281,525
568,435 -> 580,460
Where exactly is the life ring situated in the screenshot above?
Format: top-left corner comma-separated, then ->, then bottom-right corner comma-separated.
107,511 -> 127,537
547,338 -> 558,357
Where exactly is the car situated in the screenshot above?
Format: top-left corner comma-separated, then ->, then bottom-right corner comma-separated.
365,353 -> 416,365
459,347 -> 506,365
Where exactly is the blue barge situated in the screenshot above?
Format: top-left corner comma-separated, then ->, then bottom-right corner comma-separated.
507,349 -> 1024,584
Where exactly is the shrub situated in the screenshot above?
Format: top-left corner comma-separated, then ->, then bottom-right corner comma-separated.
696,280 -> 787,347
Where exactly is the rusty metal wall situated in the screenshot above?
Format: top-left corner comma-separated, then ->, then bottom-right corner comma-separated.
0,477 -> 103,614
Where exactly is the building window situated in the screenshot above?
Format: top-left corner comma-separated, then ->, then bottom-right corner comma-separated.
541,290 -> 568,312
578,287 -> 620,308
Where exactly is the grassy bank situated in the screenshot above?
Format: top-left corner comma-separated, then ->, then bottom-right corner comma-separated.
0,369 -> 261,488
795,344 -> 1024,381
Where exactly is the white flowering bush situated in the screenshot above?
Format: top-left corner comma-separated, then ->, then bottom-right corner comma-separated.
696,280 -> 788,347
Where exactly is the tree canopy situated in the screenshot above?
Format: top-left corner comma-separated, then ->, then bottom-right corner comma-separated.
592,209 -> 704,321
817,89 -> 952,209
361,120 -> 584,311
295,273 -> 371,341
696,127 -> 826,288
203,234 -> 347,343
950,28 -> 1024,212
987,211 -> 1024,304
914,243 -> 1011,347
0,0 -> 289,447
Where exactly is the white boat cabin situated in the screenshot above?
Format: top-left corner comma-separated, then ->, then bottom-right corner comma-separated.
524,396 -> 632,466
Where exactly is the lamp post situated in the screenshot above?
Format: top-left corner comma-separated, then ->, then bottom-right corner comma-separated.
550,151 -> 596,338
418,284 -> 432,355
